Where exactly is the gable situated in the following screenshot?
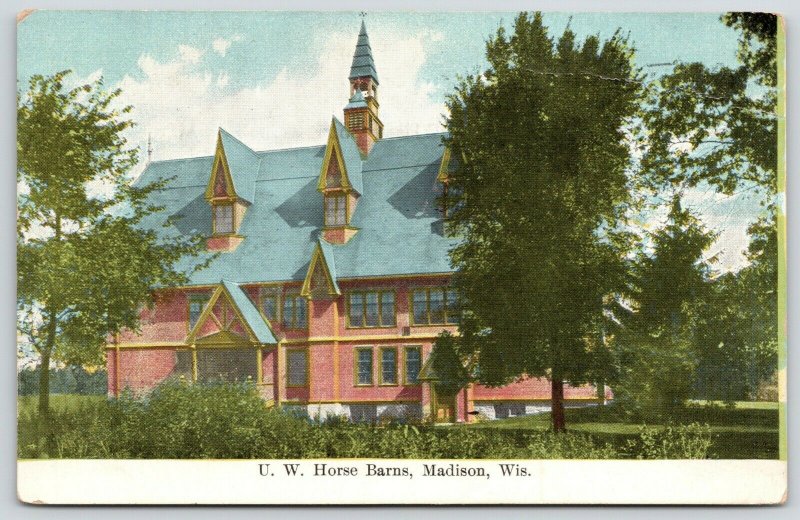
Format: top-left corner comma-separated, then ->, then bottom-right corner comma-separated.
317,118 -> 363,194
187,282 -> 277,344
300,240 -> 340,298
206,133 -> 237,200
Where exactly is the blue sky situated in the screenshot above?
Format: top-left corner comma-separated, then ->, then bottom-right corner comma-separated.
17,11 -> 761,270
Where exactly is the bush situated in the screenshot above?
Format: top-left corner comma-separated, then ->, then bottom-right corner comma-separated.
18,382 -> 711,460
625,423 -> 713,459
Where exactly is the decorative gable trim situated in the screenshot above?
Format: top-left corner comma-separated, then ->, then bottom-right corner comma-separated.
186,283 -> 275,344
318,120 -> 352,193
300,240 -> 341,298
205,131 -> 238,201
437,146 -> 452,183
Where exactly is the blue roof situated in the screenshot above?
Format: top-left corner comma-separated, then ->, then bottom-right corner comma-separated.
349,21 -> 379,84
134,131 -> 457,287
332,117 -> 364,193
317,239 -> 340,294
344,89 -> 368,110
221,280 -> 277,343
218,128 -> 260,203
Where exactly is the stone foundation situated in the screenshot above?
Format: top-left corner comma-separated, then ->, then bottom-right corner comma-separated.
284,403 -> 424,422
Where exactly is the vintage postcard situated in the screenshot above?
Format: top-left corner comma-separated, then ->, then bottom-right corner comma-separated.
16,10 -> 786,504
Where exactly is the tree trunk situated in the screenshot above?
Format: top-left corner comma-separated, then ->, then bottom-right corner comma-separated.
38,306 -> 58,416
551,377 -> 566,433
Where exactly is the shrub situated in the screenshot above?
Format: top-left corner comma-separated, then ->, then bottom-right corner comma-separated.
625,423 -> 713,459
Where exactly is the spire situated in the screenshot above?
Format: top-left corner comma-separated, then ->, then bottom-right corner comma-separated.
349,20 -> 379,85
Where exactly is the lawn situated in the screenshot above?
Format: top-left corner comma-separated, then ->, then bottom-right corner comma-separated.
465,401 -> 780,459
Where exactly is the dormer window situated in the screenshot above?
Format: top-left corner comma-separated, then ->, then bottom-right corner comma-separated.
325,194 -> 347,227
213,203 -> 234,234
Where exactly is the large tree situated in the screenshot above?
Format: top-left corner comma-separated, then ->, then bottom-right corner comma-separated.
17,71 -> 208,415
440,12 -> 643,431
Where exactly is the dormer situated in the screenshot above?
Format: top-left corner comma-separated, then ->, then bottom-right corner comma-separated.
301,239 -> 341,299
205,129 -> 259,252
318,118 -> 363,244
437,144 -> 458,219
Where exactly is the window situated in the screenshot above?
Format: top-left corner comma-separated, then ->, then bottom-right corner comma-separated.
260,290 -> 279,322
404,346 -> 422,385
282,293 -> 307,329
348,291 -> 395,327
188,293 -> 211,329
286,349 -> 308,387
324,194 -> 347,227
410,288 -> 460,325
355,347 -> 373,386
213,204 -> 234,234
196,348 -> 258,383
380,347 -> 398,385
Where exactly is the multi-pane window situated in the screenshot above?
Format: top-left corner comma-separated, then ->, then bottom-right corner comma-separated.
380,348 -> 398,385
282,294 -> 307,329
404,346 -> 422,385
213,204 -> 234,234
188,293 -> 211,329
355,348 -> 373,386
348,291 -> 395,327
324,194 -> 347,227
260,290 -> 279,322
411,288 -> 460,325
286,349 -> 308,387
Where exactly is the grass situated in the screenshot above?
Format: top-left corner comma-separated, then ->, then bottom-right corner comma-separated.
18,394 -> 106,414
465,401 -> 780,459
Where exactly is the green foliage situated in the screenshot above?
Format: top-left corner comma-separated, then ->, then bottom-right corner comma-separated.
442,12 -> 644,429
430,331 -> 470,395
625,423 -> 713,460
17,70 -> 210,412
19,383 -> 617,459
18,366 -> 107,395
612,200 -> 711,420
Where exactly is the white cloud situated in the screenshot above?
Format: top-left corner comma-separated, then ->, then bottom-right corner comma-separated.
178,44 -> 203,64
116,28 -> 447,172
212,35 -> 241,57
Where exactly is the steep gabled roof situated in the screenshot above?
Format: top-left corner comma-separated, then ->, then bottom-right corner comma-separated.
349,20 -> 379,84
206,128 -> 260,203
300,239 -> 341,297
135,131 -> 457,285
221,280 -> 277,343
318,118 -> 363,194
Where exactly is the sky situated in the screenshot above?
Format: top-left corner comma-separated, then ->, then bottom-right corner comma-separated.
17,11 -> 767,271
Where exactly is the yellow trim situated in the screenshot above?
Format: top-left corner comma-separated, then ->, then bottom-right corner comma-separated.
300,242 -> 340,298
285,347 -> 310,388
333,299 -> 340,401
318,120 -> 352,192
205,130 -> 238,201
187,291 -> 213,334
107,341 -> 185,350
322,192 -> 350,228
437,146 -> 451,183
257,347 -> 263,385
186,286 -> 225,343
353,346 -> 374,386
282,399 -> 420,405
378,346 -> 399,386
345,289 -> 397,329
282,332 -> 447,345
471,397 -> 606,403
191,345 -> 198,382
402,345 -> 423,386
276,340 -> 284,406
282,292 -> 309,330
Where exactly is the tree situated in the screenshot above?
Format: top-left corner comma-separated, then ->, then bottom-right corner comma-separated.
440,13 -> 643,431
640,13 -> 779,400
17,71 -> 209,415
612,198 -> 714,419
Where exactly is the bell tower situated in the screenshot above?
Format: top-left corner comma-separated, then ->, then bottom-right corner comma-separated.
344,20 -> 383,155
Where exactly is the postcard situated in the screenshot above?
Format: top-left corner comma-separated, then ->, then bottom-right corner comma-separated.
16,10 -> 786,504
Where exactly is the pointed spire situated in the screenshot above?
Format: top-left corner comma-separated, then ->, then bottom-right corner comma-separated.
349,20 -> 379,84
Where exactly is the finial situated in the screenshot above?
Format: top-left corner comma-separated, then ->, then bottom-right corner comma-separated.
359,11 -> 367,18
147,134 -> 153,163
